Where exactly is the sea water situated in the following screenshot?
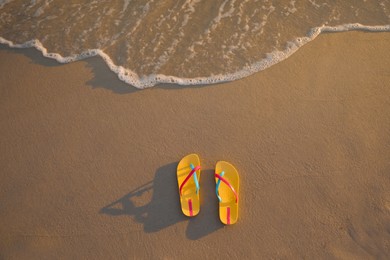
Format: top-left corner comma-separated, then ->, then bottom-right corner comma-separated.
0,0 -> 389,89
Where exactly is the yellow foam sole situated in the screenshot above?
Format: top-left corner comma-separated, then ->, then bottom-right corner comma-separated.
177,154 -> 201,217
215,161 -> 239,225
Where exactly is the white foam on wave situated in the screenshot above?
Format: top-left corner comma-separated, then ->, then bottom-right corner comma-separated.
1,23 -> 389,89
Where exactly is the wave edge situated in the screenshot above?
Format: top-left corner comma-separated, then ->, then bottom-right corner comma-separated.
1,23 -> 389,89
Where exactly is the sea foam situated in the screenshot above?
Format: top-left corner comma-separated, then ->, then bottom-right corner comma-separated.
1,0 -> 389,89
1,23 -> 389,89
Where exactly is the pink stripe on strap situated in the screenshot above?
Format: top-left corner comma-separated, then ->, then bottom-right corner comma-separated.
215,173 -> 239,203
180,165 -> 201,196
188,199 -> 193,216
227,207 -> 231,224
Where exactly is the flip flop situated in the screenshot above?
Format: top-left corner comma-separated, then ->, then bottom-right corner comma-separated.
177,154 -> 201,217
215,161 -> 239,225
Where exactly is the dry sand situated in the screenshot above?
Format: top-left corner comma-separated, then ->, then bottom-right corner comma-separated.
0,31 -> 389,259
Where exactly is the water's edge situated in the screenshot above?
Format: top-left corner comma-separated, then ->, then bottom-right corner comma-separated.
1,23 -> 389,89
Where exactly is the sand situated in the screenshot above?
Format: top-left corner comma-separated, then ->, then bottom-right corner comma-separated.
0,31 -> 389,259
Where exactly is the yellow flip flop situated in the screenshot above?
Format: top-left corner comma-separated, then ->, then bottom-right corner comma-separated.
177,154 -> 201,217
215,161 -> 239,225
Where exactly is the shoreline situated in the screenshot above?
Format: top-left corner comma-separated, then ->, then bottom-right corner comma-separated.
0,31 -> 389,258
1,24 -> 390,89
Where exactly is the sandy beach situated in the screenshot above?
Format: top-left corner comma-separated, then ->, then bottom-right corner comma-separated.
1,31 -> 389,258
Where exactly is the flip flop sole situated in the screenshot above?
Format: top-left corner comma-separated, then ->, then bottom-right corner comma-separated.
215,161 -> 239,225
177,154 -> 201,217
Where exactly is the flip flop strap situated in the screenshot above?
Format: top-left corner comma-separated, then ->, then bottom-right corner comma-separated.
180,165 -> 201,196
190,164 -> 200,194
215,171 -> 225,202
215,172 -> 238,203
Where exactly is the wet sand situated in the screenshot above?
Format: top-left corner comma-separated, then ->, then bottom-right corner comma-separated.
0,31 -> 389,258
